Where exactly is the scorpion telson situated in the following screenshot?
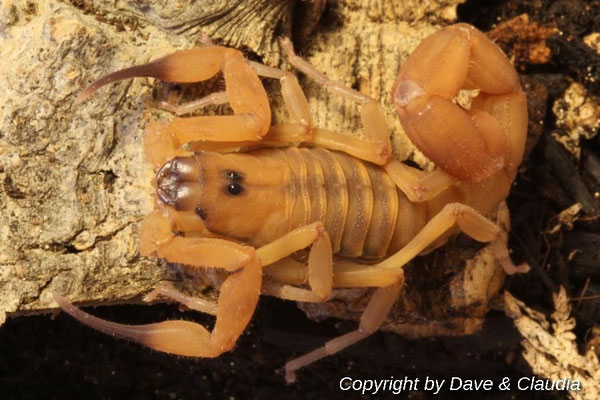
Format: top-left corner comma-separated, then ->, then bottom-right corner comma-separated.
54,24 -> 529,383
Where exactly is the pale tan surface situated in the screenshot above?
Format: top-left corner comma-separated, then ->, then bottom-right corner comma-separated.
1,0 -> 509,343
0,0 -> 298,323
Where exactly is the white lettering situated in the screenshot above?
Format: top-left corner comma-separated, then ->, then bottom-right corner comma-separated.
392,379 -> 402,395
571,380 -> 581,391
362,380 -> 374,395
481,380 -> 493,390
533,377 -> 545,390
372,379 -> 384,395
339,377 -> 352,390
424,376 -> 435,391
433,379 -> 445,395
518,377 -> 530,390
450,377 -> 463,390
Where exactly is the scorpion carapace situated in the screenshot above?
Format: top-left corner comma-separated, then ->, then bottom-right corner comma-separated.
154,151 -> 290,245
53,23 -> 529,382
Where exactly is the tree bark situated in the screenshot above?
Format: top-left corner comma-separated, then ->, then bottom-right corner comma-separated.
2,0 -> 503,341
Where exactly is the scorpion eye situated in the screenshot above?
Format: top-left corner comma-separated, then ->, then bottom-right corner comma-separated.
224,170 -> 243,181
226,182 -> 244,196
195,207 -> 207,220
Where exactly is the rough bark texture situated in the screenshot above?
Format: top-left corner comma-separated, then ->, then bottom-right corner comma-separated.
1,0 -> 599,398
3,0 -> 494,334
1,0 -> 300,321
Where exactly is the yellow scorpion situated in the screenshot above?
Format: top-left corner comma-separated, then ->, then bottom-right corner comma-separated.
54,24 -> 529,382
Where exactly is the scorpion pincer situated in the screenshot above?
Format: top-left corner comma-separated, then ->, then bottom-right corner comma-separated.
53,24 -> 528,382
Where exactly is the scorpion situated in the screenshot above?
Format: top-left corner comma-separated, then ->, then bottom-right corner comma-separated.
53,24 -> 529,382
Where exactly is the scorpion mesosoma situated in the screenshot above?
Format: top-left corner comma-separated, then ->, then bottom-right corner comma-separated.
53,24 -> 529,382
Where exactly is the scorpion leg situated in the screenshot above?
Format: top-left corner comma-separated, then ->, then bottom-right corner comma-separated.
53,210 -> 262,357
187,46 -> 390,164
285,283 -> 402,383
329,202 -> 502,287
249,61 -> 314,131
168,60 -> 314,139
279,37 -> 392,165
165,50 -> 271,143
55,241 -> 262,358
55,217 -> 333,357
329,203 -> 498,284
384,160 -> 457,202
263,257 -> 401,290
261,125 -> 390,165
258,222 -> 333,301
280,37 -> 373,105
155,91 -> 229,116
285,202 -> 501,380
143,286 -> 218,316
164,60 -> 315,153
376,203 -> 499,271
490,202 -> 530,275
262,258 -> 325,303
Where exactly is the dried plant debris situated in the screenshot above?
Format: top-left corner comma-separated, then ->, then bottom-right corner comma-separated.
586,325 -> 600,358
584,32 -> 600,55
548,203 -> 583,235
552,82 -> 600,158
504,289 -> 600,400
487,14 -> 556,67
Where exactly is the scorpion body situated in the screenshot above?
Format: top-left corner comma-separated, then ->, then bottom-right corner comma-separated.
160,145 -> 512,261
160,147 -> 417,260
53,24 -> 529,382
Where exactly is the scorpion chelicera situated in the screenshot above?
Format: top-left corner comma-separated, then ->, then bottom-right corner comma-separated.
53,24 -> 529,382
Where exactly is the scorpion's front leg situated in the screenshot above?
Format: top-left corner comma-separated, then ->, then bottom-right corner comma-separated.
78,46 -> 271,143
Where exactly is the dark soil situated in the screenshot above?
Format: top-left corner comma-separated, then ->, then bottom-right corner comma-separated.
2,0 -> 599,399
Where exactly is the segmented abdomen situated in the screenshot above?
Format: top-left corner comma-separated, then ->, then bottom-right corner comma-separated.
280,147 -> 426,259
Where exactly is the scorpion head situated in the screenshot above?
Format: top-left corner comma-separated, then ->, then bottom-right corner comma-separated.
156,156 -> 202,211
155,151 -> 288,244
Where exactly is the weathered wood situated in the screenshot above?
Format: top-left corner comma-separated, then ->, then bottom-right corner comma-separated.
1,0 -> 510,342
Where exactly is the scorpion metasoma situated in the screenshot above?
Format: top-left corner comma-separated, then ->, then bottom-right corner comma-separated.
53,24 -> 529,382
